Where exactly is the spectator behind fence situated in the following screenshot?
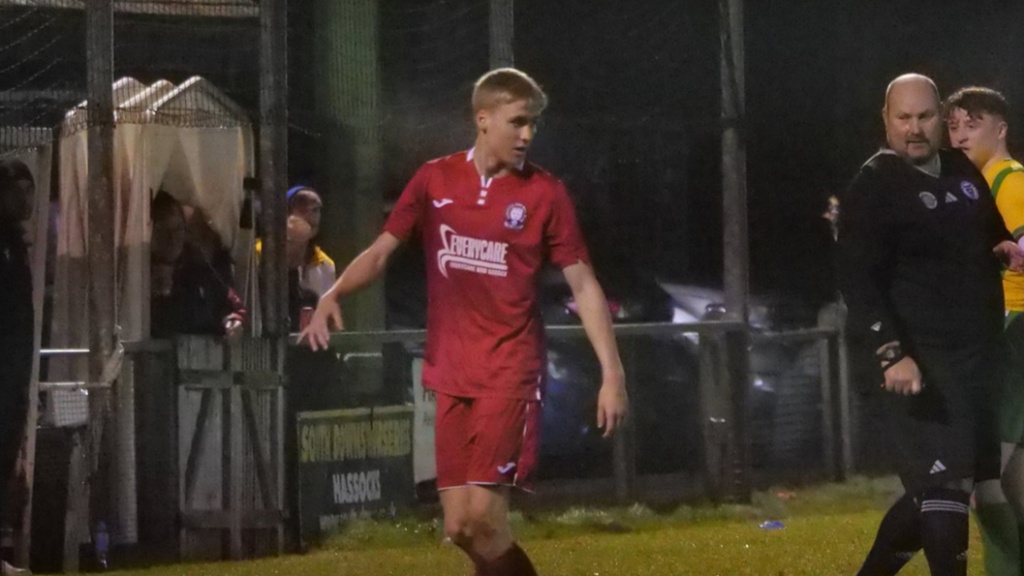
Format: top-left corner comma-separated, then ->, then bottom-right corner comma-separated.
0,158 -> 34,576
837,73 -> 1024,576
150,191 -> 246,339
256,186 -> 335,331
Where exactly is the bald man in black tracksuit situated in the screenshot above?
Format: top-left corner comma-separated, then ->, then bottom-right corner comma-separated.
838,73 -> 1024,576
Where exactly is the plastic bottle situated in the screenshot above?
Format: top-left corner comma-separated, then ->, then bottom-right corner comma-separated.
94,521 -> 109,570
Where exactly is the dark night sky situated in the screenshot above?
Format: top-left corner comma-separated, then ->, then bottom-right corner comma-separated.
6,0 -> 1024,309
514,0 -> 1024,305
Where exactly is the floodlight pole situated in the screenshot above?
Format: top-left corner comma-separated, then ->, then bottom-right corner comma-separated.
313,0 -> 384,333
489,0 -> 514,68
55,0 -> 118,572
719,0 -> 751,502
260,0 -> 289,336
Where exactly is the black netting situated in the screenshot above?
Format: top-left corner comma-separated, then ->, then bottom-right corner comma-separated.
22,0 -> 1024,566
0,5 -> 85,154
111,6 -> 259,126
378,0 -> 489,184
517,1 -> 722,296
0,3 -> 260,142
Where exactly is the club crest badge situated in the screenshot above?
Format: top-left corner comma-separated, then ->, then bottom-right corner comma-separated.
918,191 -> 937,210
960,180 -> 979,200
505,203 -> 527,229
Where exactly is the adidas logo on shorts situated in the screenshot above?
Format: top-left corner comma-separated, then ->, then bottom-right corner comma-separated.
929,460 -> 947,475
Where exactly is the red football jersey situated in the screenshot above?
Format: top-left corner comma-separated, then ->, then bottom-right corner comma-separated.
384,149 -> 590,400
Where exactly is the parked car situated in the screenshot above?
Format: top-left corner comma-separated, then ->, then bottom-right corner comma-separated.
540,276 -> 826,479
538,272 -> 697,479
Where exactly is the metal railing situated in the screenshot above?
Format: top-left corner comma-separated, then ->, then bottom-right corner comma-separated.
287,308 -> 849,504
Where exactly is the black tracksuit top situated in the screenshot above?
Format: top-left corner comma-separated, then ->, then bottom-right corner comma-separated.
837,148 -> 1009,351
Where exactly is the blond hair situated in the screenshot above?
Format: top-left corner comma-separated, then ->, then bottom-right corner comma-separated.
472,68 -> 547,113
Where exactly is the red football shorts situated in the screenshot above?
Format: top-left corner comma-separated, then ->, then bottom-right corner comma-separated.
434,392 -> 541,493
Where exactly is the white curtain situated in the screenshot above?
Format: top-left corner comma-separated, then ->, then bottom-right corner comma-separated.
117,122 -> 178,341
51,131 -> 90,383
165,127 -> 245,247
55,78 -> 255,346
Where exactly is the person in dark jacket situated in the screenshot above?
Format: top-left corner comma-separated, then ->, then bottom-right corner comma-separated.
150,192 -> 246,338
0,158 -> 35,576
838,73 -> 1024,576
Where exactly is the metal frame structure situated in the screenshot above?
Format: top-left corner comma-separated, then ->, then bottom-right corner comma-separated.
0,0 -> 258,17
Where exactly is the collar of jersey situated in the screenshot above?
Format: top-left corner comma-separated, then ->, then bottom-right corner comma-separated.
875,147 -> 942,178
466,147 -> 526,174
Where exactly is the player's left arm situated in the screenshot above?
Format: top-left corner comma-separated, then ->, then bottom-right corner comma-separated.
562,261 -> 629,438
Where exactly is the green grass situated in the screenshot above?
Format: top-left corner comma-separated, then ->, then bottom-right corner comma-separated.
91,476 -> 988,576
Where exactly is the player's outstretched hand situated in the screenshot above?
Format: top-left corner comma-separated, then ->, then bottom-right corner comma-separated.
596,372 -> 629,438
994,240 -> 1024,272
881,355 -> 922,396
298,298 -> 343,352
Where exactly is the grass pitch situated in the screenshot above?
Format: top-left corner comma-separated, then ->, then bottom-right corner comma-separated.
94,477 -> 985,576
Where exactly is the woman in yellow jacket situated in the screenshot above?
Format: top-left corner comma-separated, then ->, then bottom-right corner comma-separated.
257,186 -> 336,330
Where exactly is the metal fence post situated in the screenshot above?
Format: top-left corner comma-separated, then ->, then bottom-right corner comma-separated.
698,328 -> 728,502
817,305 -> 837,479
722,328 -> 750,501
835,302 -> 853,477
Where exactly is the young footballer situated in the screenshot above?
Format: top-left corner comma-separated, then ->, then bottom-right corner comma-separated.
300,68 -> 628,576
948,86 -> 1024,576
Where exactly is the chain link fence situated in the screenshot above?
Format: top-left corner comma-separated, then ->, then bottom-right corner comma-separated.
11,0 -> 1022,568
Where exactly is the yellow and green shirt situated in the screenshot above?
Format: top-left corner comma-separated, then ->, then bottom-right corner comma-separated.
255,238 -> 336,297
985,157 -> 1024,311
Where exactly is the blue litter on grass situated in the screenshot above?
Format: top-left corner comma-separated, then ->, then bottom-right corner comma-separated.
759,520 -> 785,530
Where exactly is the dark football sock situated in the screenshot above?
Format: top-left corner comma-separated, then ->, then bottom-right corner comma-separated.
919,487 -> 970,576
452,540 -> 486,575
857,492 -> 922,575
479,543 -> 538,576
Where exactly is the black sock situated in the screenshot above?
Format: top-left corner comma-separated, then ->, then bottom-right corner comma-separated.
919,487 -> 970,576
452,540 -> 485,576
480,543 -> 538,576
857,493 -> 922,576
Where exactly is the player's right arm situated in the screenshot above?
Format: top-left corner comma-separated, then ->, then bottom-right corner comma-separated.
299,232 -> 401,351
300,164 -> 432,351
836,166 -> 921,395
